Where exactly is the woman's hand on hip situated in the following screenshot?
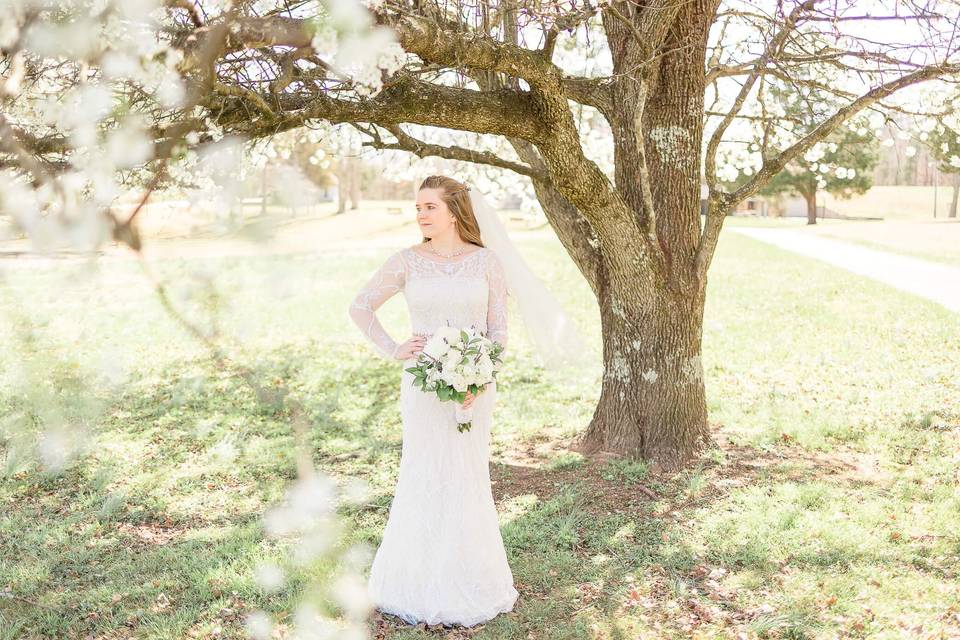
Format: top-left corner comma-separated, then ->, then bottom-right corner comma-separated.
393,335 -> 428,360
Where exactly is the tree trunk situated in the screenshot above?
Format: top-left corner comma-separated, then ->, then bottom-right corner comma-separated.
575,263 -> 711,472
336,157 -> 362,213
336,160 -> 348,214
950,173 -> 959,219
561,0 -> 717,472
803,188 -> 817,225
350,160 -> 361,210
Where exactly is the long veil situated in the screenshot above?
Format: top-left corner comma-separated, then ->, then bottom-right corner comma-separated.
413,179 -> 592,369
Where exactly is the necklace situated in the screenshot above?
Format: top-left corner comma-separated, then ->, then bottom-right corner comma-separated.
427,240 -> 470,258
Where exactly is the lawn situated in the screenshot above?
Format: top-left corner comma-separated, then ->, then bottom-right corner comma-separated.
724,212 -> 960,268
1,218 -> 959,640
820,185 -> 957,221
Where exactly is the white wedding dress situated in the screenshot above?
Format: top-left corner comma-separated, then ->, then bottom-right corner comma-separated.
347,244 -> 520,627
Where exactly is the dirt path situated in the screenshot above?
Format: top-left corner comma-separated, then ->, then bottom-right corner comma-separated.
730,227 -> 960,313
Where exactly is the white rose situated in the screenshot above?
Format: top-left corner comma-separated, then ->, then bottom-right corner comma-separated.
422,334 -> 450,359
435,325 -> 462,344
478,359 -> 493,379
451,374 -> 468,392
441,351 -> 462,371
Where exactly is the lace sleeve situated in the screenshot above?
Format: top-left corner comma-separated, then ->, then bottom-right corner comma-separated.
486,248 -> 509,351
348,250 -> 406,360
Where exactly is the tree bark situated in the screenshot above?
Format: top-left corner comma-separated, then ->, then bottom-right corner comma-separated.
576,263 -> 710,471
802,187 -> 818,225
336,157 -> 359,214
949,173 -> 959,219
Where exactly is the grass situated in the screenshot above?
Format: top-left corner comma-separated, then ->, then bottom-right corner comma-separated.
804,219 -> 960,268
820,185 -> 958,221
1,216 -> 959,639
725,187 -> 960,268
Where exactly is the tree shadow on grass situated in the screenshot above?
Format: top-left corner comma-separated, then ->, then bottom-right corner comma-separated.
371,431 -> 922,640
5,342 -> 952,640
0,339 -> 408,639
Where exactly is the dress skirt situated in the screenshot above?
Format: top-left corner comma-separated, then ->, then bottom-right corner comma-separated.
365,361 -> 519,626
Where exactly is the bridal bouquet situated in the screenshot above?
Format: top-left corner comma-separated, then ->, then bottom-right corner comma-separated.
404,325 -> 504,432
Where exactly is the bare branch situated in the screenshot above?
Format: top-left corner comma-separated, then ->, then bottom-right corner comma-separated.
704,0 -> 821,192
360,124 -> 549,180
695,60 -> 960,281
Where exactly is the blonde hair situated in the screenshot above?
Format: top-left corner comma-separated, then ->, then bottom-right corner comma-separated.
417,175 -> 484,247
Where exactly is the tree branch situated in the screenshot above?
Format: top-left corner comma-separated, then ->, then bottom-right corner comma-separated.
704,0 -> 821,192
694,60 -> 960,281
211,73 -> 549,144
359,124 -> 549,180
376,12 -> 566,92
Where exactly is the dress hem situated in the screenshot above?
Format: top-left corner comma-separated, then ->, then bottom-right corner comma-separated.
375,587 -> 519,628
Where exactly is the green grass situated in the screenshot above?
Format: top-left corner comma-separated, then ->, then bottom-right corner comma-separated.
1,221 -> 959,639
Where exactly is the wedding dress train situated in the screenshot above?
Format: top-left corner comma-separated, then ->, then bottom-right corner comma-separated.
348,245 -> 519,627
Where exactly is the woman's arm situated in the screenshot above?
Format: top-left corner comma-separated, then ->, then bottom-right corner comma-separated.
348,250 -> 406,360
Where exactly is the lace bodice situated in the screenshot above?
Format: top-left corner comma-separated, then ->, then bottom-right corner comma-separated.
348,245 -> 509,360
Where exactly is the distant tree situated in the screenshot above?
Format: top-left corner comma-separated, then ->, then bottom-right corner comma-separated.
923,120 -> 960,218
721,82 -> 879,224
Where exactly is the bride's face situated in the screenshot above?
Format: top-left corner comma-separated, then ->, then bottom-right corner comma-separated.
415,188 -> 457,238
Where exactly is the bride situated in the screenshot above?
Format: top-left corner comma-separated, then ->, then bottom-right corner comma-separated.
348,174 -> 517,627
348,174 -> 588,627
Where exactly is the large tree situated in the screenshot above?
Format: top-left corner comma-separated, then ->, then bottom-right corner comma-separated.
2,0 -> 960,471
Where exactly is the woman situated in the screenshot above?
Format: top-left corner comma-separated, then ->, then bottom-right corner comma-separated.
347,175 -> 519,627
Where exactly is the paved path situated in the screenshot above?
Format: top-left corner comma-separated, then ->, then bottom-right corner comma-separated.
729,227 -> 960,313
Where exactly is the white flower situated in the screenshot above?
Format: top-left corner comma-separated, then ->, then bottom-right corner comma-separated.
441,352 -> 460,373
803,146 -> 826,162
440,366 -> 456,384
423,337 -> 450,359
424,326 -> 460,358
435,325 -> 461,342
479,358 -> 494,379
451,374 -> 468,392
